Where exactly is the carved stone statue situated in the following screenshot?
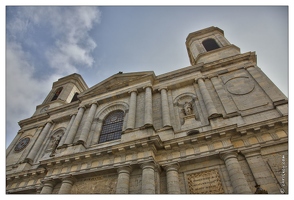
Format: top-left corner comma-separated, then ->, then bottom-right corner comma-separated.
184,102 -> 193,115
50,135 -> 61,157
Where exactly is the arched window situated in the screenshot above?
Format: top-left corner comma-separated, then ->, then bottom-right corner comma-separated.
202,38 -> 220,52
51,87 -> 63,101
70,92 -> 79,103
98,110 -> 124,143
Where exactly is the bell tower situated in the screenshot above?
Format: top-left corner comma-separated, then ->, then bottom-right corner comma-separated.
186,26 -> 241,65
33,73 -> 88,115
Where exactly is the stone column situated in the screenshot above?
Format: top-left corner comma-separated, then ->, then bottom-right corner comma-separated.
196,78 -> 219,118
63,106 -> 85,145
126,90 -> 137,130
116,166 -> 132,194
58,114 -> 76,148
144,86 -> 153,126
165,164 -> 181,194
26,121 -> 52,163
77,103 -> 98,145
141,162 -> 156,194
58,176 -> 76,194
220,152 -> 252,194
242,149 -> 280,193
159,88 -> 171,127
40,180 -> 55,194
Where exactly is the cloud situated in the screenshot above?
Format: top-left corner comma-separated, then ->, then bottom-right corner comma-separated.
6,41 -> 51,144
6,7 -> 101,147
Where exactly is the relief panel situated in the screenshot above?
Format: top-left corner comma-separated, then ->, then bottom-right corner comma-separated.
71,174 -> 117,194
185,169 -> 224,194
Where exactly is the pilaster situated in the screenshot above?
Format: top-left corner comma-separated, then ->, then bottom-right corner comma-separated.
159,87 -> 172,127
126,89 -> 137,130
144,86 -> 153,127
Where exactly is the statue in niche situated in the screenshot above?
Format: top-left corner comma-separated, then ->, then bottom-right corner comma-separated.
184,102 -> 193,116
49,135 -> 61,157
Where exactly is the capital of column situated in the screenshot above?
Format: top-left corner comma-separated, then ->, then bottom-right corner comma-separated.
117,166 -> 132,174
158,87 -> 168,92
241,147 -> 261,158
195,76 -> 205,84
220,151 -> 238,161
45,120 -> 53,125
141,162 -> 156,170
143,85 -> 153,91
78,105 -> 86,110
61,176 -> 76,185
128,89 -> 138,94
207,74 -> 219,79
243,63 -> 255,69
41,179 -> 56,188
89,101 -> 99,107
70,113 -> 77,117
164,163 -> 180,172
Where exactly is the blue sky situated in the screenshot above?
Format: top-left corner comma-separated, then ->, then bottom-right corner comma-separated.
5,5 -> 289,148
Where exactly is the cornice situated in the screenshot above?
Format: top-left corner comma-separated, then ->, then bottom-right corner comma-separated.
201,51 -> 256,72
18,113 -> 50,128
186,26 -> 224,45
6,166 -> 47,181
19,101 -> 80,128
52,73 -> 88,91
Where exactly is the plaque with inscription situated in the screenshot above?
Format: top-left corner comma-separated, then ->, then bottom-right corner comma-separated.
186,169 -> 224,194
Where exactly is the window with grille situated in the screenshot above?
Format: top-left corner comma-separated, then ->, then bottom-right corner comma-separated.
98,110 -> 124,143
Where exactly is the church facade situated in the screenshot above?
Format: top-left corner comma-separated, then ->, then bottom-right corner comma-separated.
6,26 -> 288,194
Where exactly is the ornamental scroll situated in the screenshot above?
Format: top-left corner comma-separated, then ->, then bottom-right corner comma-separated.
186,169 -> 224,194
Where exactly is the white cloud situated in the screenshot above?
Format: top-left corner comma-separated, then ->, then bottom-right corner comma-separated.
6,41 -> 51,143
6,7 -> 101,147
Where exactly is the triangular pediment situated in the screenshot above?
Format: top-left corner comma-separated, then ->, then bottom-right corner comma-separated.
79,71 -> 155,98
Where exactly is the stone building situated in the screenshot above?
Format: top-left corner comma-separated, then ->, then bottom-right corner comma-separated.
6,26 -> 288,194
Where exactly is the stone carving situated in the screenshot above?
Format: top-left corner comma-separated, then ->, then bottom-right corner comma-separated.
71,174 -> 117,194
186,169 -> 224,194
44,130 -> 64,157
184,102 -> 193,116
49,135 -> 61,157
225,76 -> 255,95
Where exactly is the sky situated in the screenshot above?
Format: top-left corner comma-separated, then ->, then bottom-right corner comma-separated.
4,5 -> 289,148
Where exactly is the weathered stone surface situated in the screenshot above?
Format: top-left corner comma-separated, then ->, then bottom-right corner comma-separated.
6,26 -> 287,195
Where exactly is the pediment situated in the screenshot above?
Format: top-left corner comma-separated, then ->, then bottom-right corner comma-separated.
79,71 -> 155,98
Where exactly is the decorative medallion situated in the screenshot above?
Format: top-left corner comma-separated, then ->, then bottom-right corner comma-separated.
225,76 -> 255,95
14,137 -> 30,152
